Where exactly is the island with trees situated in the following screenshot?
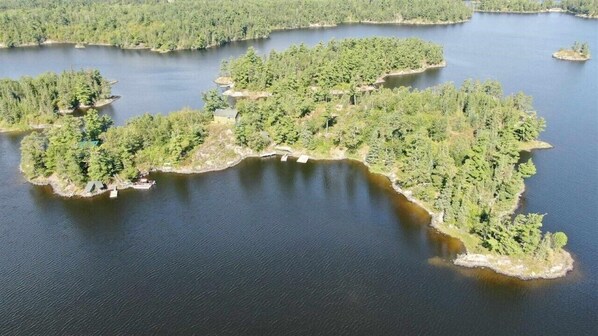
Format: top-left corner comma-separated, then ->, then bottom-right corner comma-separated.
20,37 -> 572,279
475,0 -> 598,18
0,0 -> 472,52
553,41 -> 591,61
0,70 -> 115,132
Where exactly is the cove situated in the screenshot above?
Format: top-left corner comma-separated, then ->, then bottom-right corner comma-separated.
0,13 -> 597,335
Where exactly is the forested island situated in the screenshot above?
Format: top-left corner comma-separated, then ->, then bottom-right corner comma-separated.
476,0 -> 598,18
0,0 -> 471,52
0,70 -> 114,132
553,41 -> 591,61
20,37 -> 572,279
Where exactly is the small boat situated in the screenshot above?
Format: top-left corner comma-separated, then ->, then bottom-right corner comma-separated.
281,154 -> 289,162
109,189 -> 118,198
133,179 -> 156,190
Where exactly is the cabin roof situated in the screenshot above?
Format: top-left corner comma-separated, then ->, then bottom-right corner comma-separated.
84,181 -> 104,193
214,108 -> 238,118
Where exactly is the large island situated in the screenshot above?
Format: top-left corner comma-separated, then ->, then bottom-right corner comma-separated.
20,37 -> 572,280
0,0 -> 472,52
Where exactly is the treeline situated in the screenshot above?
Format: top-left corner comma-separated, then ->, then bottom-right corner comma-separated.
0,0 -> 472,51
562,0 -> 598,16
0,70 -> 111,131
223,39 -> 567,258
21,109 -> 211,184
477,0 -> 598,16
569,41 -> 591,57
224,37 -> 443,92
477,0 -> 557,12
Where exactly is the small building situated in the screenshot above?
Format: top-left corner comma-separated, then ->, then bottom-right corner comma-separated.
213,108 -> 238,124
84,181 -> 105,194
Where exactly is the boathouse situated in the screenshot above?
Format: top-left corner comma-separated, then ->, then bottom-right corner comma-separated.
214,108 -> 238,123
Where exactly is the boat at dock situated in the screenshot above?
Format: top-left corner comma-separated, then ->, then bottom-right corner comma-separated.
132,178 -> 156,190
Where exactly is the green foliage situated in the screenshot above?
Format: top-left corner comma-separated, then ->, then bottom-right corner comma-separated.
227,37 -> 444,91
518,159 -> 537,178
553,232 -> 568,249
222,39 -> 563,258
0,0 -> 472,51
20,131 -> 47,178
20,108 -> 211,185
201,89 -> 228,113
562,0 -> 598,16
83,109 -> 113,141
0,70 -> 111,130
477,0 -> 556,12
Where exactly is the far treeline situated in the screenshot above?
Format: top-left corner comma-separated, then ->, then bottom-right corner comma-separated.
0,70 -> 112,131
0,0 -> 471,51
21,37 -> 567,262
477,0 -> 598,17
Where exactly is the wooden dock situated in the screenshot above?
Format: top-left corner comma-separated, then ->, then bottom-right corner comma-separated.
260,151 -> 277,158
297,155 -> 309,163
281,154 -> 289,162
109,189 -> 118,198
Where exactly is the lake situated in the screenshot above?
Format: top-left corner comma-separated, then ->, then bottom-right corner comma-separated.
0,13 -> 597,335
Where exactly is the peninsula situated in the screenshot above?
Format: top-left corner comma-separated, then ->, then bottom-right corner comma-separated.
19,38 -> 572,280
553,41 -> 591,61
0,70 -> 115,132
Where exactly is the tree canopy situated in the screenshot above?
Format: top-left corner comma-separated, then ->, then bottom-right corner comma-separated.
0,0 -> 472,51
0,69 -> 111,131
224,37 -> 444,92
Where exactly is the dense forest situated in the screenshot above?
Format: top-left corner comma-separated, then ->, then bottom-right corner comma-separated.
0,70 -> 112,131
226,39 -> 567,259
21,109 -> 211,185
21,38 -> 568,261
0,0 -> 472,51
561,0 -> 598,16
477,0 -> 598,16
223,37 -> 443,92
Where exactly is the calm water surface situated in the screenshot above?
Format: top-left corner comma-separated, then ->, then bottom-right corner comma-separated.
0,13 -> 597,335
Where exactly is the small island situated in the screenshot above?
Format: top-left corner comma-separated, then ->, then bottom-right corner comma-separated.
0,70 -> 116,132
19,37 -> 572,280
553,41 -> 591,61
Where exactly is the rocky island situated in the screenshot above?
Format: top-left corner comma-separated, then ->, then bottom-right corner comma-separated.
553,41 -> 591,61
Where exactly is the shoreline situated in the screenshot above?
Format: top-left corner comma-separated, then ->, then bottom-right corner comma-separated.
1,96 -> 120,133
552,50 -> 591,62
0,18 -> 469,53
374,61 -> 447,85
219,62 -> 447,98
475,8 -> 598,19
27,136 -> 573,280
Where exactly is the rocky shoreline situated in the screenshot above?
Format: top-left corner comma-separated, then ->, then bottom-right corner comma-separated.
26,134 -> 572,280
552,50 -> 591,61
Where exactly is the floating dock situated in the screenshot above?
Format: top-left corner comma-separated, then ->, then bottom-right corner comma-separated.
109,189 -> 118,198
281,154 -> 289,162
297,155 -> 309,163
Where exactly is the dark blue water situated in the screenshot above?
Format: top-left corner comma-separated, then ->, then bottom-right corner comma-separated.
0,13 -> 597,335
